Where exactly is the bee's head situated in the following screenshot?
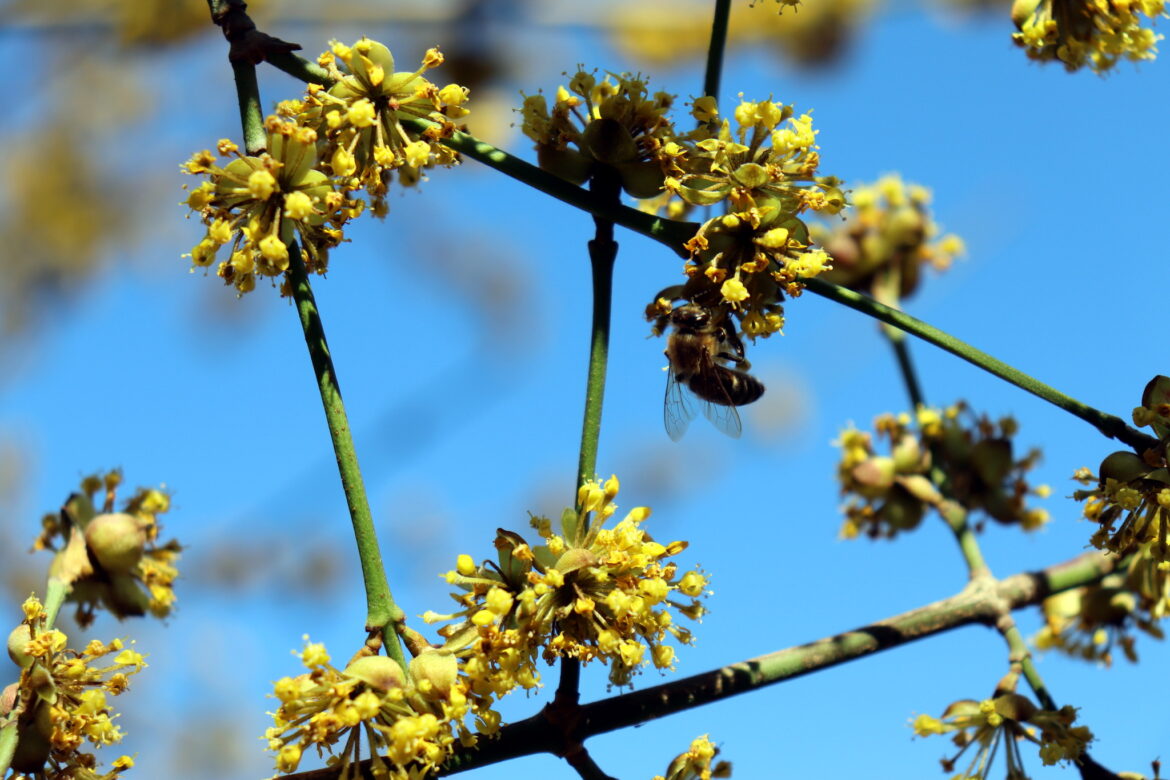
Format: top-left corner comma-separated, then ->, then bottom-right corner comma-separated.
670,303 -> 713,331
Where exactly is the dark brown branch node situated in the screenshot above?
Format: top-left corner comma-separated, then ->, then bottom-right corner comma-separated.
207,0 -> 301,64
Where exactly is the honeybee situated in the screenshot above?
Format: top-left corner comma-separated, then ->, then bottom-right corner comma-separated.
663,304 -> 765,441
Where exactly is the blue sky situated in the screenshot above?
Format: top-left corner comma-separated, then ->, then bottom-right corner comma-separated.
2,2 -> 1168,778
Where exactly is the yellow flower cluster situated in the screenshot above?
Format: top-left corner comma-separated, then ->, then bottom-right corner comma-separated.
672,97 -> 843,313
430,475 -> 708,688
265,641 -> 492,780
32,471 -> 181,627
1033,573 -> 1160,666
652,734 -> 732,780
284,39 -> 467,216
182,38 -> 470,294
1070,375 -> 1170,625
813,174 -> 965,305
183,117 -> 360,294
914,690 -> 1093,777
1012,0 -> 1167,72
3,596 -> 145,778
836,403 -> 1049,539
637,96 -> 844,352
266,476 -> 708,775
518,68 -> 840,351
520,70 -> 677,198
610,0 -> 874,71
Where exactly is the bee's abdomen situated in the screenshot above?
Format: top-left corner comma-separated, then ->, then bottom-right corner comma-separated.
689,368 -> 765,407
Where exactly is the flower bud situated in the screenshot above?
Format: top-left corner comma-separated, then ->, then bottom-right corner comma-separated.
554,547 -> 599,576
537,145 -> 591,185
0,682 -> 16,716
880,493 -> 926,531
617,160 -> 666,198
1011,0 -> 1042,27
84,513 -> 146,575
1098,451 -> 1149,483
409,650 -> 458,699
582,118 -> 638,165
851,456 -> 896,492
7,625 -> 32,668
343,655 -> 406,692
106,572 -> 151,618
891,434 -> 922,472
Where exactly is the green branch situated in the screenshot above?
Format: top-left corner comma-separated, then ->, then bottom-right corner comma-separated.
285,242 -> 407,669
279,549 -> 1118,779
807,277 -> 1157,452
268,51 -> 333,86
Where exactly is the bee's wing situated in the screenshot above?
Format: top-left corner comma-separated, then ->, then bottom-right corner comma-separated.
691,355 -> 744,439
664,368 -> 698,442
700,393 -> 743,439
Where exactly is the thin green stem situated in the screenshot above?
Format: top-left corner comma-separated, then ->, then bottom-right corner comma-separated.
806,277 -> 1157,452
703,0 -> 732,101
561,168 -> 621,705
267,50 -> 333,85
230,60 -> 266,155
881,322 -> 989,577
574,171 -> 620,494
285,241 -> 407,671
885,326 -> 925,410
412,119 -> 1153,462
1001,622 -> 1057,710
938,501 -> 991,578
884,322 -> 1057,719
